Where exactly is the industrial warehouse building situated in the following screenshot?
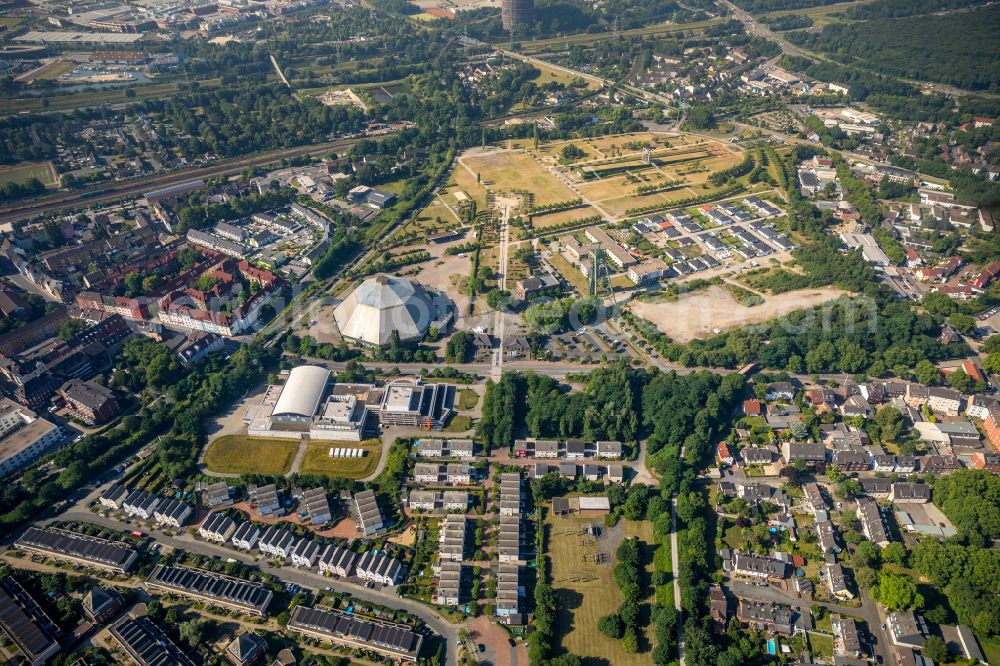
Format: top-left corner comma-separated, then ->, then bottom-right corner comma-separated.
245,365 -> 455,440
332,275 -> 452,346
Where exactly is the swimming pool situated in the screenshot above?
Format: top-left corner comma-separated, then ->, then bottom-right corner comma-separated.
767,639 -> 777,655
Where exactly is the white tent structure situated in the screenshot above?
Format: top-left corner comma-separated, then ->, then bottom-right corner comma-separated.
334,275 -> 446,346
271,365 -> 331,421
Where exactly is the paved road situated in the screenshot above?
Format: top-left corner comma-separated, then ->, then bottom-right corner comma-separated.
270,54 -> 291,88
670,496 -> 685,665
492,205 -> 511,380
49,509 -> 462,666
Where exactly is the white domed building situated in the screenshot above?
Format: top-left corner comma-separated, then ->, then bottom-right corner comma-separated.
333,275 -> 452,346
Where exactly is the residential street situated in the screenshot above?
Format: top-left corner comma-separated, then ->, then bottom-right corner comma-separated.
44,509 -> 462,666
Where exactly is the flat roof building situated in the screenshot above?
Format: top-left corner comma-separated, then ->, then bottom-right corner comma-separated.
0,400 -> 63,479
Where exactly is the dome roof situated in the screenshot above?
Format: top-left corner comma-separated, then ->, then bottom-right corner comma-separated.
333,275 -> 439,346
272,365 -> 330,418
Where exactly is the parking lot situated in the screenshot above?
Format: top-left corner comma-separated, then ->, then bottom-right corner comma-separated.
542,323 -> 637,363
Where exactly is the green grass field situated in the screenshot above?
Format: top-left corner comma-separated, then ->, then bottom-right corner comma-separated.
549,512 -> 655,665
32,62 -> 76,81
0,163 -> 56,188
299,439 -> 382,479
530,61 -> 600,90
457,389 -> 479,410
807,632 -> 834,659
444,415 -> 473,433
203,435 -> 297,476
980,635 -> 1000,666
462,151 -> 577,207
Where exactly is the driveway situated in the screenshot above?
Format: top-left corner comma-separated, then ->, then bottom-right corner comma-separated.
467,615 -> 520,666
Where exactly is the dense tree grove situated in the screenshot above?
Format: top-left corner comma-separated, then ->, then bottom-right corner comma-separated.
0,341 -> 275,537
604,537 -> 646,651
478,362 -> 642,447
845,0 -> 988,20
523,296 -> 602,335
761,14 -> 812,30
0,177 -> 45,203
444,330 -> 475,363
481,364 -> 748,463
788,6 -> 1000,92
893,155 -> 1000,209
138,83 -> 367,159
0,112 -> 93,164
731,0 -> 842,10
932,469 -> 1000,547
911,539 -> 1000,636
173,187 -> 298,234
780,54 -> 1000,122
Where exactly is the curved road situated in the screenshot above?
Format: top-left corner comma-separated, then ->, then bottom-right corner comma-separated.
49,507 -> 463,665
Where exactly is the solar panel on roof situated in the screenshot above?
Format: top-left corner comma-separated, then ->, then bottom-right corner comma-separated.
0,585 -> 55,660
357,621 -> 375,642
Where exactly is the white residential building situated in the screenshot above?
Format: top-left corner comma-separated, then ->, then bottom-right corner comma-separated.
355,551 -> 404,586
231,523 -> 261,551
257,526 -> 297,559
318,545 -> 357,578
199,513 -> 236,543
291,540 -> 321,568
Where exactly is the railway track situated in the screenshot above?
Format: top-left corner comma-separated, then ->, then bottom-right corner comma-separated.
0,137 -> 374,225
